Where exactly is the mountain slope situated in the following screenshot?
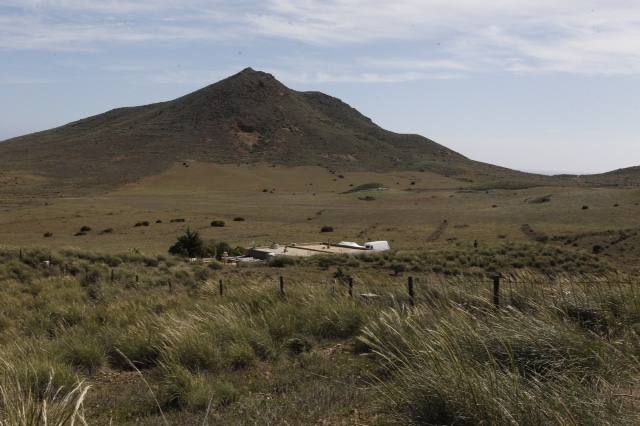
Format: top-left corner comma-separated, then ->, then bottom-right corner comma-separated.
0,68 -> 532,194
584,166 -> 640,186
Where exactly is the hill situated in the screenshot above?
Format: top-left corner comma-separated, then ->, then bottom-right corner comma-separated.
0,68 -> 538,197
581,166 -> 640,186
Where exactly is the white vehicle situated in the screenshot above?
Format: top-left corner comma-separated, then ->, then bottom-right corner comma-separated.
364,241 -> 390,252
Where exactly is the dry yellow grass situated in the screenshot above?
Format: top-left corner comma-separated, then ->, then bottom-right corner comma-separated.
1,163 -> 638,257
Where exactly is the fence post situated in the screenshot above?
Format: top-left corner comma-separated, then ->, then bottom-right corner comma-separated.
110,269 -> 114,283
493,275 -> 501,307
135,274 -> 139,284
219,279 -> 224,296
408,276 -> 415,306
279,276 -> 285,296
19,249 -> 22,260
348,277 -> 353,297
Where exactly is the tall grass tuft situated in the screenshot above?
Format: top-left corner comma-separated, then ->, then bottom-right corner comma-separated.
361,303 -> 639,425
0,360 -> 89,426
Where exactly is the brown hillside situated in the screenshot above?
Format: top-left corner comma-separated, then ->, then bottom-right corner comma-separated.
0,69 -> 462,185
0,68 -> 551,196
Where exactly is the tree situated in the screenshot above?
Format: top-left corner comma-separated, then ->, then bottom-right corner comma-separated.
169,228 -> 205,258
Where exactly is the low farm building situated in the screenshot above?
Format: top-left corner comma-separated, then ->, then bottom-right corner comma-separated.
246,241 -> 389,260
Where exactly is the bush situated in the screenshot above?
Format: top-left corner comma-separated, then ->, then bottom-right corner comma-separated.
134,221 -> 150,227
107,326 -> 161,370
79,226 -> 92,233
226,343 -> 255,370
269,256 -> 297,268
168,229 -> 205,258
43,232 -> 53,238
233,217 -> 245,222
170,218 -> 186,223
210,220 -> 225,228
99,228 -> 114,235
58,336 -> 107,373
582,205 -> 589,210
160,364 -> 212,410
202,241 -> 242,260
320,226 -> 334,233
285,337 -> 312,355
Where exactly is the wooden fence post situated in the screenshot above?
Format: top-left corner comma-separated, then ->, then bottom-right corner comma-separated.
408,276 -> 415,306
348,277 -> 353,298
110,269 -> 114,283
219,279 -> 224,296
19,249 -> 22,260
493,275 -> 501,307
279,276 -> 285,296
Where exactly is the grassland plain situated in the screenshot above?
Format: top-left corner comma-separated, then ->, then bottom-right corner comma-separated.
0,246 -> 638,425
1,163 -> 640,269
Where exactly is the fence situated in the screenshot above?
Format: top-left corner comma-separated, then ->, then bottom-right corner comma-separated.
2,247 -> 638,313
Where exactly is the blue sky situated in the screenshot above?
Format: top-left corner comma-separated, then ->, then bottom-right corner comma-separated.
1,1 -> 639,174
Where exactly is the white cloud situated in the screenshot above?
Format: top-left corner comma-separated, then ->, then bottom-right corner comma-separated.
1,0 -> 640,76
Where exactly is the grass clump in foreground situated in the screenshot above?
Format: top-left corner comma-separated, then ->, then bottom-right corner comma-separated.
361,303 -> 639,425
0,247 -> 637,424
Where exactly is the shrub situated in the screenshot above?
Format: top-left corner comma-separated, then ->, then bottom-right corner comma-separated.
226,343 -> 255,370
320,226 -> 334,233
170,218 -> 186,223
43,232 -> 53,238
269,256 -> 297,268
134,221 -> 150,227
160,364 -> 212,410
211,381 -> 239,407
582,205 -> 589,210
58,336 -> 107,373
285,337 -> 312,355
233,217 -> 245,222
74,232 -> 86,237
168,229 -> 205,258
202,241 -> 241,260
99,228 -> 114,235
210,220 -> 225,228
107,326 -> 162,370
79,226 -> 92,233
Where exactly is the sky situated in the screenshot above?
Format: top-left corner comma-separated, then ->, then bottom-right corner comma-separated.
1,1 -> 639,174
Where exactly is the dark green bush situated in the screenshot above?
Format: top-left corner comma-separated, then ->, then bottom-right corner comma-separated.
169,229 -> 205,258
